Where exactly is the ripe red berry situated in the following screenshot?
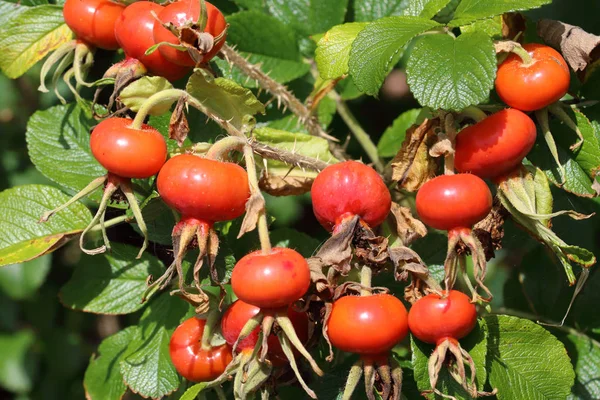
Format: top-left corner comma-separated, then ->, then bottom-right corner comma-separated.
416,174 -> 492,231
408,290 -> 477,345
311,161 -> 391,231
455,109 -> 537,179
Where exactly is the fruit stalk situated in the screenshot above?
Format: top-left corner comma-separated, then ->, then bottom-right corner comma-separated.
242,144 -> 272,253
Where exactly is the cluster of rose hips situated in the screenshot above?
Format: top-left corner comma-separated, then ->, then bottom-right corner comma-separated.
40,1 -> 577,397
41,0 -> 226,100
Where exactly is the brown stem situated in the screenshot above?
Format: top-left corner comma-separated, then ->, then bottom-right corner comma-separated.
220,44 -> 347,160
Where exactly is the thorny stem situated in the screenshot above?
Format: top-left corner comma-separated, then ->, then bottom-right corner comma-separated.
360,266 -> 372,296
243,144 -> 272,254
443,112 -> 457,175
220,44 -> 348,160
330,90 -> 384,172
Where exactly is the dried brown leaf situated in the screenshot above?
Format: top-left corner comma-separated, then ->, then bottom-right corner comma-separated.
537,19 -> 600,71
237,193 -> 265,238
429,134 -> 453,158
313,216 -> 359,275
169,97 -> 189,146
389,202 -> 427,246
391,118 -> 438,189
259,172 -> 314,196
457,197 -> 507,261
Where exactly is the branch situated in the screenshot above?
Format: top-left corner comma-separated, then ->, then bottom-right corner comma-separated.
250,140 -> 331,172
220,44 -> 347,160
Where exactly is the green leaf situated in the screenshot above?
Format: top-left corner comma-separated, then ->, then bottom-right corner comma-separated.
121,294 -> 191,399
450,0 -> 551,26
265,0 -> 349,37
0,185 -> 92,267
60,242 -> 165,315
412,319 -> 488,399
527,108 -> 600,197
0,330 -> 37,393
485,315 -> 575,400
349,16 -> 440,96
180,383 -> 208,400
353,0 -> 409,22
460,15 -> 504,39
84,327 -> 137,400
561,333 -> 600,399
119,77 -> 174,115
404,0 -> 452,19
186,69 -> 265,130
215,11 -> 310,87
26,103 -> 106,194
377,108 -> 421,157
0,5 -> 72,78
0,255 -> 51,300
315,22 -> 368,80
0,1 -> 27,26
406,31 -> 496,111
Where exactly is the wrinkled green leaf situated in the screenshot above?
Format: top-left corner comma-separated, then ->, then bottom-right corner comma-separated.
60,242 -> 165,315
486,315 -> 575,400
450,0 -> 551,26
353,0 -> 409,21
377,108 -> 421,157
404,0 -> 452,19
349,16 -> 440,96
186,69 -> 265,130
0,1 -> 26,26
120,294 -> 191,399
215,11 -> 310,87
0,5 -> 72,78
265,0 -> 348,37
84,327 -> 137,400
315,22 -> 368,80
0,255 -> 51,300
406,31 -> 496,111
561,332 -> 600,399
26,103 -> 106,194
0,185 -> 92,267
412,319 -> 488,399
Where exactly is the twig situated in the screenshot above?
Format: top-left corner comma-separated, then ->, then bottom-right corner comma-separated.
220,44 -> 347,160
250,140 -> 331,171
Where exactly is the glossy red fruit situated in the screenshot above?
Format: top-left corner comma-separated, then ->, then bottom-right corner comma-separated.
408,290 -> 477,345
311,161 -> 391,231
63,0 -> 125,50
153,0 -> 227,66
231,247 -> 311,309
90,117 -> 167,179
416,174 -> 492,231
455,109 -> 537,179
327,294 -> 408,356
114,1 -> 191,81
169,316 -> 233,382
156,154 -> 249,221
496,43 -> 570,111
220,300 -> 309,365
